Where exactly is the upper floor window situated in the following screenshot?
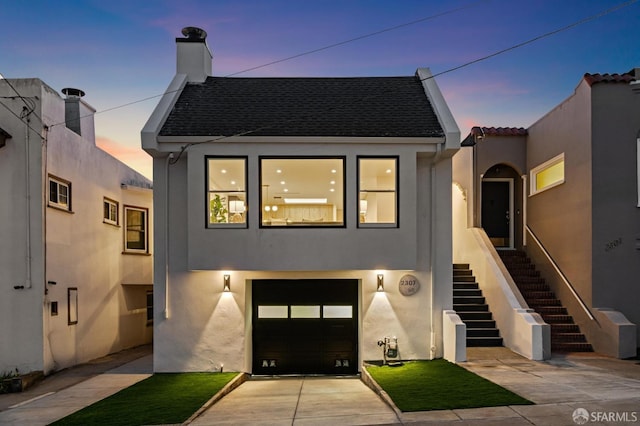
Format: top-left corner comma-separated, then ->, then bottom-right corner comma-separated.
260,157 -> 345,227
358,157 -> 398,227
124,206 -> 148,253
103,198 -> 118,225
530,153 -> 564,196
207,157 -> 247,227
49,175 -> 71,211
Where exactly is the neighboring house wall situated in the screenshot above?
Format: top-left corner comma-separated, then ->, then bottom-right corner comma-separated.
590,80 -> 640,338
527,80 -> 593,306
0,79 -> 153,375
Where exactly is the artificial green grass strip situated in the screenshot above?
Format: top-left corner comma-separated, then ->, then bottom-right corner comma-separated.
366,360 -> 533,412
51,372 -> 238,426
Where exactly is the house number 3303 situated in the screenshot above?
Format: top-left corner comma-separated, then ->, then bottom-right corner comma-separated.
605,237 -> 622,252
399,274 -> 420,296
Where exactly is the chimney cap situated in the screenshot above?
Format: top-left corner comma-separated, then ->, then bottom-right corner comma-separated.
181,26 -> 207,41
62,87 -> 85,98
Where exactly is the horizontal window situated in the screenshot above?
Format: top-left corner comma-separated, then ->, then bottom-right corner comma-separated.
323,305 -> 353,318
258,305 -> 288,319
358,157 -> 398,227
261,158 -> 345,227
290,305 -> 320,318
530,153 -> 564,195
207,157 -> 247,227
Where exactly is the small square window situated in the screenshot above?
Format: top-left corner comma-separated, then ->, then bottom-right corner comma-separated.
68,288 -> 78,325
103,198 -> 118,225
49,176 -> 71,211
51,301 -> 58,316
146,291 -> 153,324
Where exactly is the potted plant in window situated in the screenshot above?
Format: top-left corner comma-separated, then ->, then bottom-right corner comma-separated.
210,194 -> 228,223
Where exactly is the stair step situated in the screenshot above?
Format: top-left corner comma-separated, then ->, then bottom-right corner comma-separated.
551,324 -> 580,333
453,289 -> 482,297
467,337 -> 503,347
453,269 -> 473,276
518,283 -> 550,291
453,263 -> 470,270
454,296 -> 486,305
537,306 -> 568,315
453,303 -> 489,312
543,314 -> 574,324
458,311 -> 493,321
527,298 -> 562,307
552,333 -> 587,342
552,342 -> 593,352
514,276 -> 545,284
467,328 -> 500,337
463,320 -> 496,328
453,282 -> 479,290
522,291 -> 556,299
453,276 -> 476,283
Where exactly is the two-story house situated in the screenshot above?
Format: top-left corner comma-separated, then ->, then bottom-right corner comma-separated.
142,27 -> 463,374
453,69 -> 639,359
0,79 -> 154,376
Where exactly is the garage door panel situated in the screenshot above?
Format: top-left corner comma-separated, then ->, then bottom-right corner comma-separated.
253,279 -> 358,375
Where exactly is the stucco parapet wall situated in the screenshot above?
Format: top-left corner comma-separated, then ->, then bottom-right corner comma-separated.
592,308 -> 637,359
443,310 -> 466,363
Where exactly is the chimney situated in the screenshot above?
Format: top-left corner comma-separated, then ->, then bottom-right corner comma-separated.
61,88 -> 96,143
176,27 -> 212,83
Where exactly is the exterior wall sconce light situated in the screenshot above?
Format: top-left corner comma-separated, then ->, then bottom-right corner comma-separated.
223,274 -> 231,292
377,274 -> 384,292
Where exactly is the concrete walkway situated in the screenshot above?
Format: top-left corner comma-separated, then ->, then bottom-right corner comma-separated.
1,346 -> 638,425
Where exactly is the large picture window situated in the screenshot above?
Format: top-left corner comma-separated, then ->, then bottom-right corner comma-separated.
358,157 -> 398,227
124,206 -> 148,253
260,157 -> 345,227
207,157 -> 247,227
530,153 -> 564,196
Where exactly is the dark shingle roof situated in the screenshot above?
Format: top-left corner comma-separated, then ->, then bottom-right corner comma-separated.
159,75 -> 444,138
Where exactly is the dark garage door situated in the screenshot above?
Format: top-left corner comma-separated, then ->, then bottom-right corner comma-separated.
252,279 -> 358,375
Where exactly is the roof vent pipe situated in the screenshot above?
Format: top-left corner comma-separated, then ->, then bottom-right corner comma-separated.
176,26 -> 212,83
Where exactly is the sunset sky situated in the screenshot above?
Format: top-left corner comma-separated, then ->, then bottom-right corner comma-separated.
2,0 -> 639,179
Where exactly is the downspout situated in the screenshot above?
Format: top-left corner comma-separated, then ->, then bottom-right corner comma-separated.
163,153 -> 174,319
430,142 -> 443,358
24,110 -> 33,289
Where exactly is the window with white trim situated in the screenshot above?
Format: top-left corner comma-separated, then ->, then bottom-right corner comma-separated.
49,176 -> 71,210
530,153 -> 565,196
124,206 -> 148,253
358,157 -> 398,226
103,198 -> 118,225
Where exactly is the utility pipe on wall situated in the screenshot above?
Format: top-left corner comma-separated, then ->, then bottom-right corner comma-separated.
163,152 -> 174,319
430,143 -> 443,358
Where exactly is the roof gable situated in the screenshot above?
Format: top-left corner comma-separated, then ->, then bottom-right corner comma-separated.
159,75 -> 444,138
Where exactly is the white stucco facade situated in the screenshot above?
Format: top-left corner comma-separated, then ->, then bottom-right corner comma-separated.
0,79 -> 153,375
143,29 -> 461,374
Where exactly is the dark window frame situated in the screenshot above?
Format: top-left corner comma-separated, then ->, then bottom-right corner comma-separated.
205,156 -> 249,229
357,156 -> 399,228
123,205 -> 149,253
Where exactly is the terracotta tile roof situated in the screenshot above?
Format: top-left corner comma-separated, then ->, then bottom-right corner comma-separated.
583,71 -> 636,86
461,126 -> 527,146
159,75 -> 444,138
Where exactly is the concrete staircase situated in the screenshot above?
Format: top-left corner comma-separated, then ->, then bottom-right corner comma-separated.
452,264 -> 503,347
498,250 -> 593,352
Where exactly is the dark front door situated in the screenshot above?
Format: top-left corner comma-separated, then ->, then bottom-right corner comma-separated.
482,180 -> 511,247
252,279 -> 358,375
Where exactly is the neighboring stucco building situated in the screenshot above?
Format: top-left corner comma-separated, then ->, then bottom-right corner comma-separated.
0,79 -> 154,376
142,27 -> 462,374
453,69 -> 639,359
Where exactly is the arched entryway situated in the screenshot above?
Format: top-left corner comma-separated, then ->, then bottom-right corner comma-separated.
481,164 -> 523,249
